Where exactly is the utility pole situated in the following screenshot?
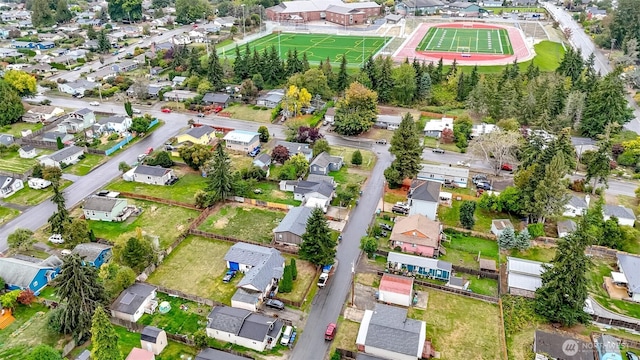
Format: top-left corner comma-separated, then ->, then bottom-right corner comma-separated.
609,38 -> 616,59
241,4 -> 246,40
351,262 -> 355,306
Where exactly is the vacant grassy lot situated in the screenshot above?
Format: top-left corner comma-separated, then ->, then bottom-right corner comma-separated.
330,146 -> 376,170
332,317 -> 360,352
411,289 -> 503,360
0,207 -> 19,226
277,255 -> 317,304
247,181 -> 301,206
107,170 -> 206,205
0,122 -> 43,138
5,180 -> 71,206
197,205 -> 285,243
0,304 -> 62,359
440,230 -> 499,270
139,292 -> 208,336
224,103 -> 272,123
329,166 -> 367,185
147,236 -> 238,303
439,200 -> 521,233
64,154 -> 105,176
87,199 -> 200,249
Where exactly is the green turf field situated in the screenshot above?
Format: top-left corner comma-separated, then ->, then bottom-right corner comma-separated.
417,27 -> 514,55
223,33 -> 391,65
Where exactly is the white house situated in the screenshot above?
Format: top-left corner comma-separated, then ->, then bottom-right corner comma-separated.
26,105 -> 64,122
378,274 -> 414,307
507,257 -> 548,298
97,115 -> 132,134
18,145 -> 37,158
132,165 -> 176,186
407,180 -> 440,221
111,283 -> 158,322
604,205 -> 636,227
206,306 -> 284,352
423,117 -> 453,138
58,79 -> 99,96
563,195 -> 589,217
214,16 -> 236,28
616,254 -> 640,303
223,130 -> 260,152
417,164 -> 469,188
470,123 -> 499,138
356,303 -> 427,360
38,146 -> 84,168
491,219 -> 513,237
375,114 -> 402,130
0,176 -> 24,198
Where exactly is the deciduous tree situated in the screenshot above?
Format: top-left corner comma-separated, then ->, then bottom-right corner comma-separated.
32,0 -> 55,27
179,144 -> 212,170
8,228 -> 35,251
99,262 -> 136,299
129,116 -> 151,135
469,130 -> 521,175
300,208 -> 337,266
283,85 -> 311,117
26,345 -> 62,360
360,236 -> 378,258
313,139 -> 330,157
0,80 -> 25,126
4,70 -> 36,97
283,153 -> 309,178
459,201 -> 476,230
120,236 -> 155,272
271,145 -> 290,164
351,150 -> 363,166
17,289 -> 36,306
334,82 -> 378,136
91,307 -> 123,360
63,218 -> 90,247
55,0 -> 73,23
392,63 -> 417,105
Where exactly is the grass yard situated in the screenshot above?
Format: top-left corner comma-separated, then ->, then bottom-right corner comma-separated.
277,255 -> 317,304
468,277 -> 499,297
588,259 -> 640,319
439,230 -> 499,271
147,236 -> 237,303
5,179 -> 71,206
64,154 -> 105,176
410,289 -> 503,360
197,204 -> 285,243
329,166 -> 367,186
507,246 -> 556,263
457,41 -> 566,74
502,295 -> 542,360
438,200 -> 521,233
332,317 -> 360,352
0,122 -> 43,138
0,206 -> 19,226
87,199 -> 200,249
384,192 -> 406,205
330,146 -> 375,170
139,292 -> 209,336
423,136 -> 461,153
229,33 -> 392,65
0,150 -> 49,173
0,304 -> 62,359
107,171 -> 206,205
224,103 -> 272,123
418,27 -> 513,55
247,181 -> 301,206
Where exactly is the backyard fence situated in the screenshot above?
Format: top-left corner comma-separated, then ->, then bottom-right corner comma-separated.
451,264 -> 500,280
590,315 -> 640,332
118,191 -> 201,210
105,134 -> 133,156
20,138 -> 59,149
227,196 -> 292,211
443,226 -> 497,241
138,281 -> 224,307
497,299 -> 509,360
86,148 -> 106,155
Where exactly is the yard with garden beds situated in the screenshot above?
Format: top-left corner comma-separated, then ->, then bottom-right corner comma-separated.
5,179 -> 72,206
107,169 -> 206,205
197,204 -> 285,244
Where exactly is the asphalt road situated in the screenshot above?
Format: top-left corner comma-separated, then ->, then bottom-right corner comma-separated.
290,146 -> 391,360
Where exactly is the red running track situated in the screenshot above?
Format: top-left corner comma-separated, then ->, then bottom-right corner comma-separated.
393,22 -> 532,65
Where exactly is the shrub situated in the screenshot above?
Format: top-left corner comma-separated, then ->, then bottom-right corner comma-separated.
107,133 -> 119,141
351,150 -> 363,165
569,179 -> 586,192
617,150 -> 638,166
527,223 -> 544,238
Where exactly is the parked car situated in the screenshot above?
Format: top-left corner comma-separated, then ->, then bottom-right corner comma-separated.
325,323 -> 337,341
60,249 -> 72,256
265,299 -> 285,310
476,182 -> 493,191
48,234 -> 64,244
501,163 -> 513,171
456,160 -> 470,167
443,179 -> 458,189
379,223 -> 393,231
222,270 -> 236,283
132,108 -> 142,114
248,146 -> 261,157
145,147 -> 154,155
432,148 -> 445,154
197,113 -> 205,118
137,154 -> 147,162
89,101 -> 99,106
213,106 -> 223,113
161,108 -> 172,113
472,174 -> 488,185
376,139 -> 388,145
391,204 -> 410,215
627,352 -> 640,360
583,299 -> 595,315
380,231 -> 388,237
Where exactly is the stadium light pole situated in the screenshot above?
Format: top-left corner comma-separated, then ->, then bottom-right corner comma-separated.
362,35 -> 365,67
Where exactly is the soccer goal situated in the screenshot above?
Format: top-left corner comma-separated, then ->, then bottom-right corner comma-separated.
456,46 -> 471,53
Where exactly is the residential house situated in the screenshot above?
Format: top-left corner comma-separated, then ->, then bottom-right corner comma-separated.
39,32 -> 65,42
57,108 -> 96,133
10,40 -> 54,49
0,133 -> 14,146
470,123 -> 499,138
163,90 -> 198,102
83,39 -> 99,50
253,153 -> 272,176
116,59 -> 138,72
273,206 -> 314,246
26,105 -> 64,122
176,125 -> 215,145
202,93 -> 231,107
423,117 -> 453,138
97,115 -> 133,134
616,253 -> 640,302
275,141 -> 313,161
87,65 -> 118,82
188,29 -> 206,43
292,180 -> 334,212
586,7 -> 607,20
507,257 -> 549,298
0,48 -> 24,58
224,243 -> 285,311
306,174 -> 336,187
125,348 -> 155,360
396,0 -> 444,15
202,24 -> 222,34
407,179 -> 440,220
417,164 -> 469,188
324,107 -> 336,123
572,137 -> 598,159
58,79 -> 99,96
140,326 -> 167,355
214,16 -> 236,28
389,214 -> 442,257
108,31 -> 126,43
491,219 -> 513,237
19,145 -> 37,159
533,330 -> 595,360
205,306 -> 284,352
132,165 -> 176,185
42,131 -> 73,144
72,242 -> 113,268
171,76 -> 187,87
0,176 -> 24,198
445,1 -> 482,17
375,114 -> 402,130
195,348 -> 250,360
512,0 -> 537,5
604,205 -> 636,227
39,146 -> 84,168
172,35 -> 192,45
111,283 -> 158,322
0,256 -> 62,294
256,89 -> 284,108
356,303 -> 427,360
83,195 -> 129,222
24,63 -> 55,75
309,151 -> 343,175
378,274 -> 414,307
563,194 -> 589,217
224,130 -> 260,152
557,219 -> 577,238
594,334 -> 622,360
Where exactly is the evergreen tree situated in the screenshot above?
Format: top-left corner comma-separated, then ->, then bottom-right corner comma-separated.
124,101 -> 133,117
32,0 -> 54,27
585,127 -> 613,193
416,72 -> 432,101
207,49 -> 224,90
377,57 -> 394,103
55,0 -> 72,23
535,220 -> 591,326
581,70 -> 633,138
385,113 -> 422,186
54,254 -> 107,341
290,258 -> 297,280
497,227 -> 516,249
121,237 -> 154,272
233,45 -> 247,82
362,56 -> 377,90
459,201 -> 476,230
456,72 -> 467,102
279,265 -> 293,293
468,65 -> 480,88
556,47 -> 584,84
249,48 -> 261,76
335,55 -> 349,93
447,58 -> 458,78
91,307 -> 123,360
532,154 -> 570,223
299,208 -> 337,266
516,229 -> 531,250
351,150 -> 363,165
97,29 -> 111,53
525,61 -> 540,80
301,51 -> 310,72
433,58 -> 444,84
48,179 -> 70,235
258,126 -> 269,142
206,143 -> 234,203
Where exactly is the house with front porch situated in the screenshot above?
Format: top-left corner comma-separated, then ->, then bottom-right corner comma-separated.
389,214 -> 443,258
82,195 -> 129,222
26,105 -> 65,122
375,114 -> 402,130
97,115 -> 132,134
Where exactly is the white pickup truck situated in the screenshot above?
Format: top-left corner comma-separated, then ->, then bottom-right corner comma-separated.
317,261 -> 338,288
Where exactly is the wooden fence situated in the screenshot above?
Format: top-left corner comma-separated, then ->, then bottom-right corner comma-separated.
497,299 -> 509,360
451,264 -> 500,280
443,226 -> 497,241
590,314 -> 640,332
140,281 -> 223,307
118,192 -> 200,210
187,229 -> 299,255
227,196 -> 292,211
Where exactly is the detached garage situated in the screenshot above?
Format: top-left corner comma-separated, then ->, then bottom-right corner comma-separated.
378,274 -> 414,307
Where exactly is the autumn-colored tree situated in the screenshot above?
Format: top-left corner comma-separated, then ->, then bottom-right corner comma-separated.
334,82 -> 378,136
283,85 -> 312,117
441,127 -> 454,144
17,289 -> 36,306
271,145 -> 290,164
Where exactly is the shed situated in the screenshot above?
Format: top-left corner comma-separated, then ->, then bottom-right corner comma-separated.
557,219 -> 577,238
385,14 -> 403,23
76,350 -> 91,360
479,259 -> 496,272
491,219 -> 513,236
447,276 -> 469,290
140,326 -> 167,355
125,348 -> 155,360
378,273 -> 414,307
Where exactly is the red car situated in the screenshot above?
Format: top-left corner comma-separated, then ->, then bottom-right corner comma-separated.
501,163 -> 513,171
145,147 -> 154,155
325,323 -> 337,341
213,106 -> 223,113
161,108 -> 172,113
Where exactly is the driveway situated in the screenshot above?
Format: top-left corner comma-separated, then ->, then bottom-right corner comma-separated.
589,296 -> 640,326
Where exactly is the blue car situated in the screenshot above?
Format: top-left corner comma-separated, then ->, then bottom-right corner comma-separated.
223,270 -> 236,283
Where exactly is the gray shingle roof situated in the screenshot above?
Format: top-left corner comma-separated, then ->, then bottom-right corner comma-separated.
253,153 -> 271,168
231,287 -> 261,305
72,242 -> 112,263
21,145 -> 35,152
202,92 -> 230,104
275,141 -> 312,156
409,180 -> 440,202
48,145 -> 83,162
98,114 -> 129,125
448,276 -> 465,287
294,181 -> 334,198
141,326 -> 164,343
0,257 -> 59,289
604,205 -> 636,220
238,313 -> 283,341
310,151 -> 342,168
111,283 -> 156,315
557,219 -> 577,234
196,348 -> 251,360
134,165 -> 171,177
224,243 -> 285,291
400,0 -> 444,7
43,131 -> 72,142
0,133 -> 14,145
274,206 -> 313,237
306,174 -> 334,184
618,254 -> 640,293
567,195 -> 588,209
534,330 -> 595,360
365,304 -> 424,356
83,195 -> 124,212
207,306 -> 250,333
184,125 -> 215,139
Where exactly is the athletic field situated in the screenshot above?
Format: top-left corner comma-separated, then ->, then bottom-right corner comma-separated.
224,33 -> 391,65
417,27 -> 514,55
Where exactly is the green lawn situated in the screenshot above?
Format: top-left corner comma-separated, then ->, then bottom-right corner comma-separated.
276,255 -> 317,304
197,205 -> 285,243
410,289 -> 503,360
87,199 -> 200,249
0,150 -> 45,173
139,292 -> 208,336
329,166 -> 367,185
588,260 -> 640,319
246,181 -> 301,206
64,154 -> 105,176
457,41 -> 566,74
384,192 -> 406,204
147,236 -> 238,304
423,136 -> 461,153
0,206 -> 19,226
0,303 -> 62,359
0,122 -> 43,138
329,146 -> 376,170
507,246 -> 556,263
418,27 -> 513,55
439,200 -> 521,233
468,277 -> 499,297
107,171 -> 207,205
444,229 -> 499,258
5,180 -> 71,206
223,103 -> 272,123
226,33 -> 392,65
